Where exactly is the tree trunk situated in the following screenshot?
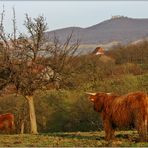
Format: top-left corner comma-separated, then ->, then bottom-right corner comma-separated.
26,95 -> 38,134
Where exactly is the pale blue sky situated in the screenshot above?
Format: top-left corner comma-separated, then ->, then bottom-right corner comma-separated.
0,1 -> 148,34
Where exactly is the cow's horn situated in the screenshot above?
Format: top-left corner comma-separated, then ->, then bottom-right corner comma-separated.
106,93 -> 111,95
85,92 -> 96,95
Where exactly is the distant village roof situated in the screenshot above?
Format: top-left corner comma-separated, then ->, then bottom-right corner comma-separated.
92,47 -> 104,55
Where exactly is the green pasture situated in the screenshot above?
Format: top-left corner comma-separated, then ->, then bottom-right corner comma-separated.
0,131 -> 148,147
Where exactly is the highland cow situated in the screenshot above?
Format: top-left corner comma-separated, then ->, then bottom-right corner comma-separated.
87,92 -> 148,141
0,113 -> 15,134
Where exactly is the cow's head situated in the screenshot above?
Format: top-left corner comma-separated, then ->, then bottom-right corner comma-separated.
86,92 -> 110,112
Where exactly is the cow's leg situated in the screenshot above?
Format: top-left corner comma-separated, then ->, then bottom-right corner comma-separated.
9,121 -> 15,134
143,115 -> 147,141
3,120 -> 9,134
136,116 -> 147,142
138,124 -> 147,141
103,119 -> 115,141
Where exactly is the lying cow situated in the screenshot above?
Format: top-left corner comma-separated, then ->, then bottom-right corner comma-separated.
0,113 -> 15,134
86,92 -> 148,141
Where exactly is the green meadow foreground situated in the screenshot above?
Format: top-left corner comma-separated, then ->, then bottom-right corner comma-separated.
0,131 -> 148,147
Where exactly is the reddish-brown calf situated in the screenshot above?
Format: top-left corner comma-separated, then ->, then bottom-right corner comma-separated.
0,113 -> 15,134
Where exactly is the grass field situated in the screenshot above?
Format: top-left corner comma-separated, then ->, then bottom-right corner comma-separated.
0,131 -> 148,147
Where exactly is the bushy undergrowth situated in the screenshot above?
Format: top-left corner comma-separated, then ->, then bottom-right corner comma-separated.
35,90 -> 102,132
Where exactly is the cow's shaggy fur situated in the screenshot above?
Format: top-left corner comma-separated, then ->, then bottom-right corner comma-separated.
88,92 -> 148,141
0,113 -> 15,134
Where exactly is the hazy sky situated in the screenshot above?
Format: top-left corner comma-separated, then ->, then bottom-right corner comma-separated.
1,1 -> 148,34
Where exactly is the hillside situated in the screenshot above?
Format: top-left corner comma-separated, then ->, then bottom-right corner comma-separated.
45,17 -> 148,45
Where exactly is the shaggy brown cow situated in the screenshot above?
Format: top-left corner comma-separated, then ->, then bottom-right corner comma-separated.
0,113 -> 15,134
87,92 -> 148,141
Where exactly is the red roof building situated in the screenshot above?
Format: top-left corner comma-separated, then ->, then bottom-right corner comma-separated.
92,47 -> 104,55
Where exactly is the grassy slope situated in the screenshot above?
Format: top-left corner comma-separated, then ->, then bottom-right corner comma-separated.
0,131 -> 148,147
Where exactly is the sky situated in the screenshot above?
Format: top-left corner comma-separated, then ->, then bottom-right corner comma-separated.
0,1 -> 148,34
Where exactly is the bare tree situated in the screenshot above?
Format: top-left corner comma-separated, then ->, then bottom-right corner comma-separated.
0,9 -> 79,134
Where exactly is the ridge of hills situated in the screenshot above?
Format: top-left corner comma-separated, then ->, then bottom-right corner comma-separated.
45,17 -> 148,46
